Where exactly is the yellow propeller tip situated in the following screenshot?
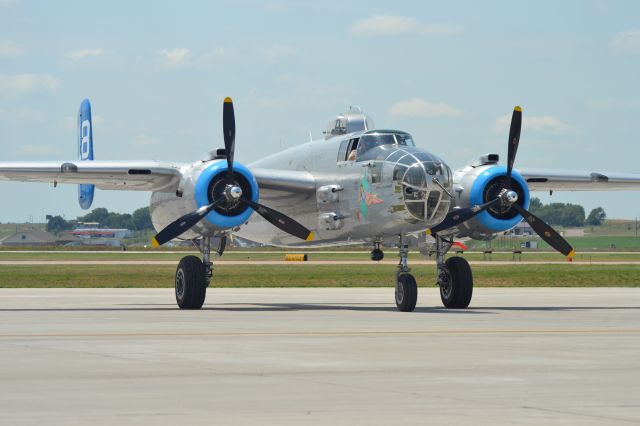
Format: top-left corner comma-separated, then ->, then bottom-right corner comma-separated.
151,238 -> 160,248
514,106 -> 522,112
306,232 -> 315,241
426,229 -> 432,235
224,97 -> 233,103
567,249 -> 575,259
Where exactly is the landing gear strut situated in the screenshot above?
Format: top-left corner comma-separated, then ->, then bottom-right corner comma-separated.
175,236 -> 224,309
395,235 -> 417,312
435,234 -> 473,309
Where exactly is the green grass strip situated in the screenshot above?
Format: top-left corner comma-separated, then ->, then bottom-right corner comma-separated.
0,264 -> 638,288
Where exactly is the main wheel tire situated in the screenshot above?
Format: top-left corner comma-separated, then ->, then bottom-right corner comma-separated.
395,273 -> 418,312
440,257 -> 473,309
175,255 -> 207,309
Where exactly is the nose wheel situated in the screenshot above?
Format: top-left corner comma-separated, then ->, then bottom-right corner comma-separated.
395,235 -> 417,312
371,242 -> 384,261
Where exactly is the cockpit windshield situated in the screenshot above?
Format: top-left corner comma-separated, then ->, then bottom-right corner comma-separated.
357,131 -> 415,157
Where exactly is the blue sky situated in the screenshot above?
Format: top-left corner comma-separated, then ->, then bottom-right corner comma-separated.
1,0 -> 639,222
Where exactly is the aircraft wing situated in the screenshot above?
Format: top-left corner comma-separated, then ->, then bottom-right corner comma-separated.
0,160 -> 185,191
250,167 -> 316,209
519,168 -> 640,191
251,168 -> 316,193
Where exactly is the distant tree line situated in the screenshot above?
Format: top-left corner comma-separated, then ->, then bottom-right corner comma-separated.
46,207 -> 154,234
528,198 -> 606,227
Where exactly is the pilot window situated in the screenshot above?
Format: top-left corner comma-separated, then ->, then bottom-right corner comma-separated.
357,132 -> 415,157
338,140 -> 348,162
338,138 -> 359,162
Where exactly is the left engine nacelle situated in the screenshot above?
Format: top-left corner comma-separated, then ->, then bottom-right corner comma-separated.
449,158 -> 530,240
149,160 -> 259,240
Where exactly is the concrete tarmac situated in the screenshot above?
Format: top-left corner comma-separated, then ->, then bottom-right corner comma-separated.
1,288 -> 639,425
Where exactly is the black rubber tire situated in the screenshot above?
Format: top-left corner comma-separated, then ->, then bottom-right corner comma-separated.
395,273 -> 418,312
175,255 -> 207,309
440,257 -> 473,309
370,248 -> 384,261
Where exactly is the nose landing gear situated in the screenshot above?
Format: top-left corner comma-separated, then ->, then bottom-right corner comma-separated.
371,242 -> 384,261
395,235 -> 417,312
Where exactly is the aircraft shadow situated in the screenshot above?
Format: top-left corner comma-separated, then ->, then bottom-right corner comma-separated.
1,304 -> 638,313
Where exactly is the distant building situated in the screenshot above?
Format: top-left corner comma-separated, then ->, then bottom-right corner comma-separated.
511,221 -> 534,236
563,228 -> 585,237
0,229 -> 57,246
69,223 -> 132,246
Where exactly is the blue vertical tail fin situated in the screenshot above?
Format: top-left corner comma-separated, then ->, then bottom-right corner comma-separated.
77,99 -> 95,209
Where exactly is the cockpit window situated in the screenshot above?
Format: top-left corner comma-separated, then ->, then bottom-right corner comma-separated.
356,131 -> 415,158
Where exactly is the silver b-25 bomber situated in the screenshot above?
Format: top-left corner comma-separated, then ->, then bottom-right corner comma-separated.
2,98 -> 640,311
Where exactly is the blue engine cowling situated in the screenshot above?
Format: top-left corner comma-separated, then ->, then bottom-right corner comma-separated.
452,164 -> 530,239
193,160 -> 260,229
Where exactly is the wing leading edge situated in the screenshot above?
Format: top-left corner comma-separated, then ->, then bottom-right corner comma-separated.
519,168 -> 640,191
0,160 -> 185,191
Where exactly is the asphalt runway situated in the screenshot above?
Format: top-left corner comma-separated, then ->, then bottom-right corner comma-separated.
2,260 -> 640,265
1,288 -> 639,425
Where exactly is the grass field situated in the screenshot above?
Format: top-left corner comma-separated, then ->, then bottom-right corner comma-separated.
1,264 -> 638,288
0,250 -> 639,262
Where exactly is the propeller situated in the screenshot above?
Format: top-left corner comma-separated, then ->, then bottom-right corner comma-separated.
152,198 -> 225,247
428,106 -> 575,260
152,97 -> 314,247
506,106 -> 522,181
223,97 -> 235,183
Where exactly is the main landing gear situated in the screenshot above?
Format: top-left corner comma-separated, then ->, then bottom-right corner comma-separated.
435,235 -> 473,309
174,236 -> 225,309
393,234 -> 473,312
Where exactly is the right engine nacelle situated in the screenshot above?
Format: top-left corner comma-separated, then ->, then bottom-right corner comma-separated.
451,162 -> 530,240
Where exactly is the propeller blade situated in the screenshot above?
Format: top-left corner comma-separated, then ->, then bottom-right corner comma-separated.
511,203 -> 575,258
152,198 -> 225,247
223,97 -> 236,183
506,106 -> 522,180
241,198 -> 314,241
428,198 -> 501,235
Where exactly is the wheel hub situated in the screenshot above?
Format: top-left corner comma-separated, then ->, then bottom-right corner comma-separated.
176,269 -> 185,300
395,281 -> 404,304
439,270 -> 452,299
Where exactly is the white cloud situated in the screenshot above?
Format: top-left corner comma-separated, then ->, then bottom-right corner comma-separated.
13,144 -> 60,157
260,44 -> 296,64
494,113 -> 570,134
133,134 -> 159,146
610,29 -> 640,55
160,48 -> 192,67
390,97 -> 462,118
0,74 -> 59,97
350,15 -> 463,37
65,48 -> 104,60
0,40 -> 24,58
0,107 -> 45,123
